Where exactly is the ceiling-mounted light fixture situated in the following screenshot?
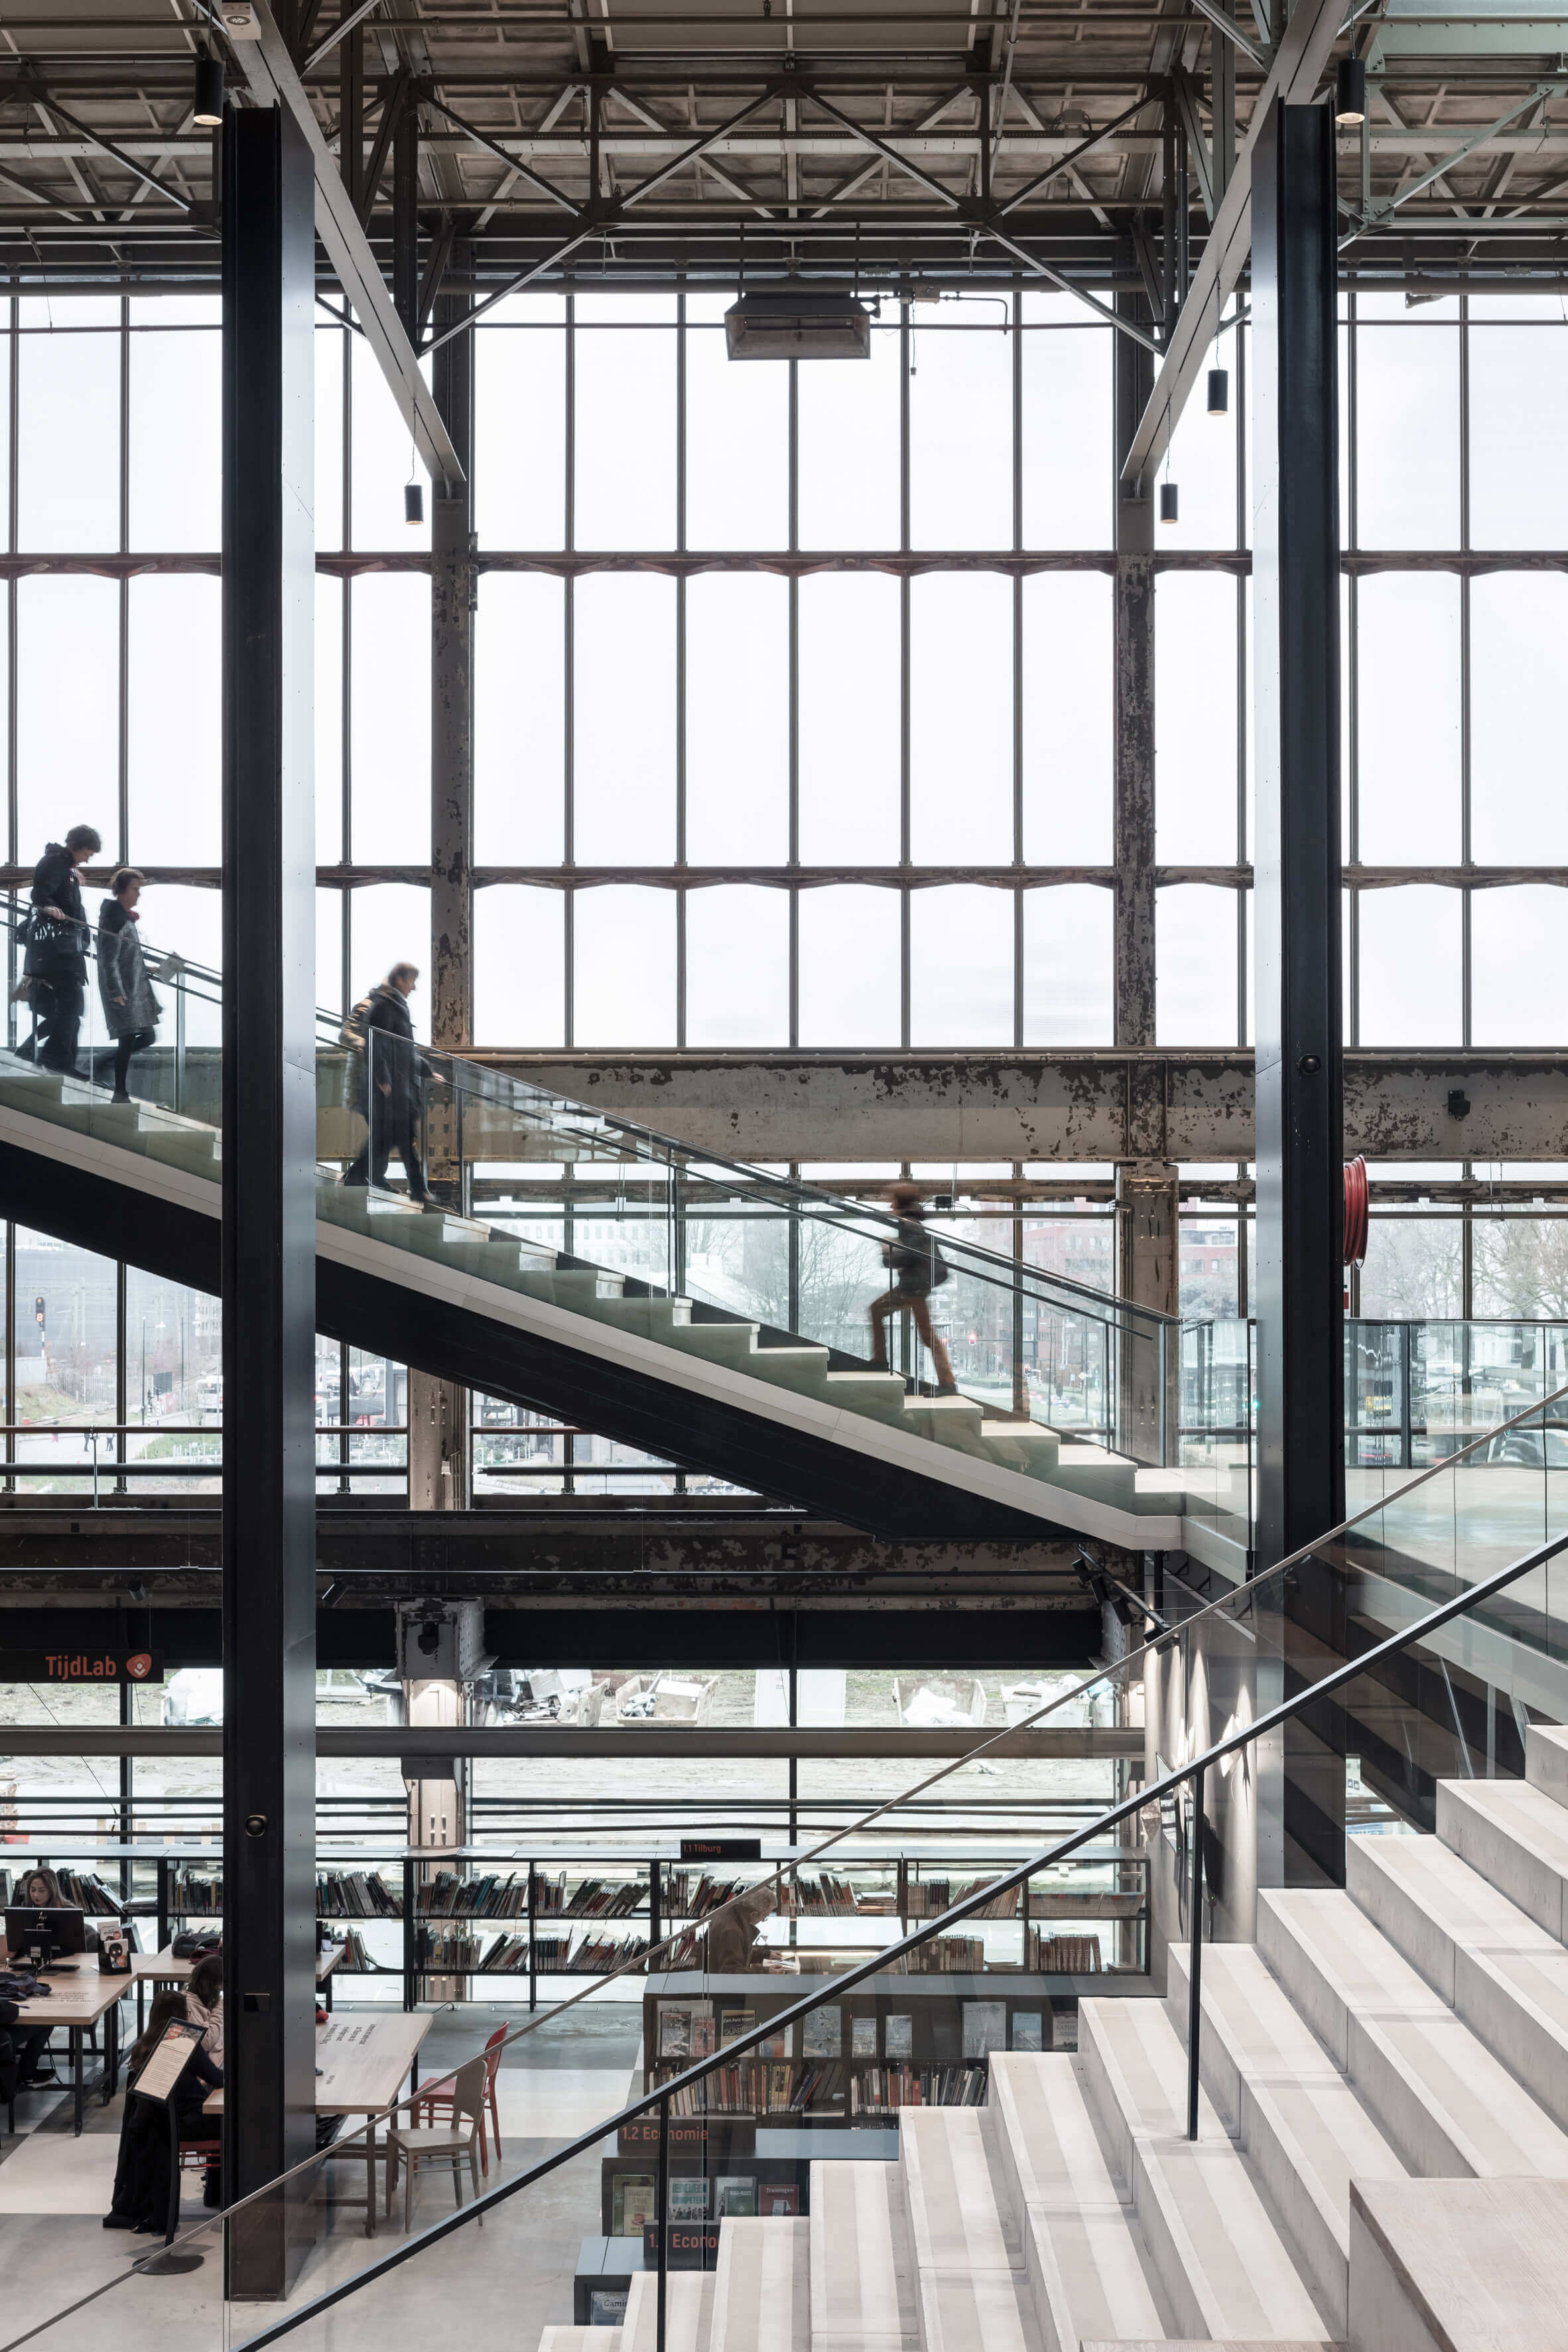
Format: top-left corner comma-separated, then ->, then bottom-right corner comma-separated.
192,52 -> 225,127
404,482 -> 424,526
1159,480 -> 1179,525
1335,56 -> 1367,125
724,291 -> 872,360
1207,367 -> 1230,415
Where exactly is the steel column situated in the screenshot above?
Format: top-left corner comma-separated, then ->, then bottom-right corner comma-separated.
220,102 -> 318,2289
1113,237 -> 1156,1056
1251,98 -> 1346,1890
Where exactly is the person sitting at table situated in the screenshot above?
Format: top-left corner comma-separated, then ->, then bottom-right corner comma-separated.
104,1991 -> 224,2232
0,1957 -> 52,2095
184,1954 -> 224,2065
17,1866 -> 65,1910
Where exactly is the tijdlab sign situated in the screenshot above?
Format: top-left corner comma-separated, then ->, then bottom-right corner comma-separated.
0,1650 -> 163,1684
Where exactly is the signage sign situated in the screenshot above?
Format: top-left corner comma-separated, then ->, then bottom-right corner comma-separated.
643,2222 -> 722,2270
618,2115 -> 754,2157
135,2021 -> 203,2104
679,1839 -> 761,1862
0,1650 -> 162,1685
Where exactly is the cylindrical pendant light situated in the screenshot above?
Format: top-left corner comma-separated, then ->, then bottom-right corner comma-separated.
1207,367 -> 1230,415
1335,56 -> 1367,125
192,54 -> 225,128
404,482 -> 425,527
1159,482 -> 1179,525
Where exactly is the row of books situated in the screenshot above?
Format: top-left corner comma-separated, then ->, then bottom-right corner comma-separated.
415,1872 -> 528,1919
781,1872 -> 860,1916
651,2059 -> 843,2117
54,1868 -> 124,1918
659,1872 -> 751,1919
536,1874 -> 646,1920
1027,1931 -> 1103,1973
895,1935 -> 988,1973
905,1877 -> 1020,1922
848,2065 -> 989,2113
170,1872 -> 224,1914
317,1870 -> 402,1920
336,1929 -> 385,1973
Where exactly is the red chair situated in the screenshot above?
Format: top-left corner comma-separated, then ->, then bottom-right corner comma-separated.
415,2027 -> 505,2174
176,2135 -> 223,2206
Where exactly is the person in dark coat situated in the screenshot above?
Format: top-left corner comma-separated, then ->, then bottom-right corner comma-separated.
340,963 -> 434,1206
25,825 -> 101,1075
95,867 -> 161,1103
104,1991 -> 224,2233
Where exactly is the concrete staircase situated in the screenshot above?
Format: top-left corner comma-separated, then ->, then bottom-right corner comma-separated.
537,1725 -> 1568,2352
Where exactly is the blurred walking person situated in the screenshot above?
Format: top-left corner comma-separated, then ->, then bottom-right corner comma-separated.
25,824 -> 100,1075
96,867 -> 161,1103
341,962 -> 434,1207
867,1181 -> 957,1394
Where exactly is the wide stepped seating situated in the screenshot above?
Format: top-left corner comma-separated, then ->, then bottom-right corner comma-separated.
539,1724 -> 1568,2352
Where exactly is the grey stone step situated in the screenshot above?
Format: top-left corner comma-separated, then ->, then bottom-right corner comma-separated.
809,2157 -> 919,2352
1165,1941 -> 1405,2338
1349,2176 -> 1568,2352
537,2333 -> 621,2352
897,2107 -> 1035,2352
988,2050 -> 1167,2352
1257,1888 -> 1568,2180
1526,1722 -> 1568,1807
709,2217 -> 809,2352
1437,1777 -> 1568,1941
621,2268 -> 714,2352
1078,1998 -> 1331,2343
1348,1828 -> 1568,2136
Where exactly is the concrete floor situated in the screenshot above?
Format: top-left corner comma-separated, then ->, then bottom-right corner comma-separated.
0,1996 -> 643,2352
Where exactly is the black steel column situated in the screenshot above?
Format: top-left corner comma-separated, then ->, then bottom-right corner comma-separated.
1252,98 -> 1346,1889
221,103 -> 317,2288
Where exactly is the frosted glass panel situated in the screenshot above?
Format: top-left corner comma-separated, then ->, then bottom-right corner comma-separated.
909,314 -> 1012,550
797,325 -> 901,550
574,884 -> 676,1045
129,326 -> 221,551
1021,572 -> 1112,863
350,576 -> 431,862
19,326 -> 119,550
574,296 -> 677,551
1470,572 -> 1568,864
475,574 -> 566,864
17,576 -> 119,856
127,578 -> 221,864
475,298 -> 566,549
1155,574 -> 1238,862
910,575 -> 1012,862
350,883 -> 431,1040
1157,885 -> 1238,1045
686,885 -> 789,1045
1355,326 -> 1460,549
798,575 -> 900,864
1356,574 -> 1461,864
1469,326 -> 1568,551
573,576 -> 675,863
685,574 -> 788,862
350,327 -> 431,551
798,886 -> 900,1045
1021,302 -> 1112,550
315,322 -> 345,553
1358,884 -> 1461,1046
1472,884 -> 1565,1047
475,883 -> 566,1044
909,885 -> 1013,1045
1022,885 -> 1112,1044
685,296 -> 787,551
316,574 -> 344,866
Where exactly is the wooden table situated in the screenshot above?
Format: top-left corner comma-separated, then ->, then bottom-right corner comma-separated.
205,2010 -> 432,2239
8,1967 -> 127,2136
131,1941 -> 345,2028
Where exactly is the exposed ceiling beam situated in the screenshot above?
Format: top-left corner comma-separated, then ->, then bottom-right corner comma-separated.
1120,0 -> 1344,487
228,0 -> 464,488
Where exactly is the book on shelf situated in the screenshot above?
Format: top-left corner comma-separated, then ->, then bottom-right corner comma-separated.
1027,1930 -> 1102,1973
565,1876 -> 647,1920
570,1933 -> 648,1975
757,2184 -> 800,2217
663,1871 -> 746,1920
55,1868 -> 125,1918
170,1871 -> 224,1914
1011,2010 -> 1044,2052
904,1876 -> 1019,1922
416,1870 -> 527,1920
716,2177 -> 756,2218
659,2002 -> 719,2059
850,2016 -> 877,2059
534,1872 -> 566,1916
338,1927 -> 378,1973
961,2000 -> 1008,2060
669,2176 -> 708,2221
419,1928 -> 480,1971
316,1868 -> 401,1920
650,2059 -> 842,2117
885,2014 -> 913,2060
894,1934 -> 986,1973
848,2064 -> 987,2115
478,1933 -> 531,1974
612,2175 -> 657,2235
801,2007 -> 841,2059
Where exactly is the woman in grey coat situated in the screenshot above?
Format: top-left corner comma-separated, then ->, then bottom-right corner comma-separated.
96,868 -> 160,1103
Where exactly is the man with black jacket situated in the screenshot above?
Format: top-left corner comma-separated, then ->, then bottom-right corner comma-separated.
340,962 -> 435,1207
26,824 -> 102,1075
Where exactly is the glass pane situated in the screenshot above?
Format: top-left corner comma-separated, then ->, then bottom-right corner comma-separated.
17,575 -> 119,856
797,885 -> 900,1045
910,574 -> 1012,861
316,572 -> 344,865
475,296 -> 566,549
573,294 -> 677,550
475,572 -> 566,864
125,1268 -> 219,1437
1159,322 -> 1239,549
1471,884 -> 1565,1047
1021,572 -> 1112,862
18,317 -> 119,550
1356,572 -> 1461,864
1355,324 -> 1460,549
685,574 -> 787,862
127,576 -> 222,864
1155,572 -> 1238,861
909,885 -> 1013,1045
1357,883 -> 1461,1045
1021,298 -> 1112,550
573,576 -> 675,863
798,574 -> 900,862
797,322 -> 901,550
350,882 -> 430,1040
350,325 -> 431,551
13,1228 -> 117,1433
474,882 -> 566,1043
350,575 -> 431,862
315,320 -> 346,553
1470,572 -> 1568,863
1469,324 -> 1568,551
685,884 -> 789,1045
685,294 -> 787,550
573,883 -> 675,1045
1359,1214 -> 1462,1318
1157,883 -> 1238,1044
909,310 -> 1012,549
129,318 -> 221,550
317,884 -> 344,1017
1022,884 -> 1113,1043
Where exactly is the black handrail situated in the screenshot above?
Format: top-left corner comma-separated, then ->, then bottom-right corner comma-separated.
211,1519 -> 1568,2352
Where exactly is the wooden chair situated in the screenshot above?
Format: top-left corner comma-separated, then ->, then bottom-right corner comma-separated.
414,2026 -> 505,2174
385,2055 -> 488,2232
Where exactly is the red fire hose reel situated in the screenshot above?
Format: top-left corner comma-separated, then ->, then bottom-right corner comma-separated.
1343,1155 -> 1369,1303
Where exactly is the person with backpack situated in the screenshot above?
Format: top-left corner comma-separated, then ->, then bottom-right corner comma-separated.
24,824 -> 101,1075
340,962 -> 436,1207
867,1181 -> 958,1395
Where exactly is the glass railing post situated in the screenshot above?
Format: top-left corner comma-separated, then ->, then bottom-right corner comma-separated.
1186,1759 -> 1205,2140
175,975 -> 186,1117
655,2087 -> 670,2352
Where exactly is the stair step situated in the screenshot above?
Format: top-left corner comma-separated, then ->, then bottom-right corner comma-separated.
621,2268 -> 714,2352
538,2333 -> 621,2352
899,2108 -> 1033,2352
1350,2176 -> 1568,2352
988,2051 -> 1166,2352
709,2217 -> 809,2352
1257,1888 -> 1568,2179
1078,1998 -> 1331,2344
1348,1829 -> 1568,2136
1165,1941 -> 1404,2338
809,2158 -> 919,2352
1437,1777 -> 1568,1941
1526,1722 -> 1568,1807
